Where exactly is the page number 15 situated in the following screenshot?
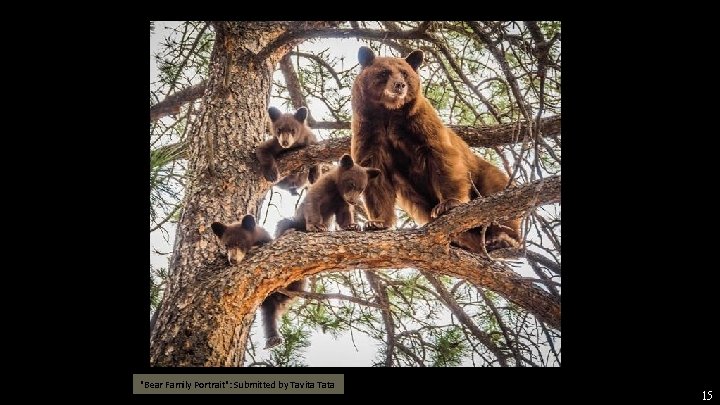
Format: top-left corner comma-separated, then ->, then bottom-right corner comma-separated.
704,391 -> 713,400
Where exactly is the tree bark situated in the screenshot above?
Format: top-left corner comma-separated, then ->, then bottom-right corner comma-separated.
150,115 -> 561,176
150,82 -> 207,122
149,21 -> 336,367
151,170 -> 560,366
150,22 -> 562,367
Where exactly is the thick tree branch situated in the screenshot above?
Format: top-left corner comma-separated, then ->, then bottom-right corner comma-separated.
150,115 -> 560,187
278,53 -> 314,123
380,22 -> 415,54
426,175 -> 560,237
274,115 -> 561,177
151,23 -> 352,123
150,81 -> 207,122
310,121 -> 350,130
458,114 -> 560,148
150,177 -> 560,366
255,26 -> 433,62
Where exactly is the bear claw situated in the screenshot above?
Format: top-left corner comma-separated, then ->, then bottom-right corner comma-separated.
430,198 -> 463,219
363,221 -> 388,231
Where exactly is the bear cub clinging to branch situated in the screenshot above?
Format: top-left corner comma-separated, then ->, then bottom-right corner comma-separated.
211,214 -> 305,349
256,106 -> 319,195
276,154 -> 381,236
350,46 -> 521,251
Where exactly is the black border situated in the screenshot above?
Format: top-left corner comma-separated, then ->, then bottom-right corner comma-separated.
71,17 -> 715,401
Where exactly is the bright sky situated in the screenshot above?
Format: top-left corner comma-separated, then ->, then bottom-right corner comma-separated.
150,22 -> 559,367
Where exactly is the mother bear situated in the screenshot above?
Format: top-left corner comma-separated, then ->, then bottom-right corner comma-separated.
350,46 -> 521,251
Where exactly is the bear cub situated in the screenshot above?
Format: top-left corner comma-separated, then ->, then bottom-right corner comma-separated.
276,154 -> 381,236
211,214 -> 305,349
256,106 -> 319,195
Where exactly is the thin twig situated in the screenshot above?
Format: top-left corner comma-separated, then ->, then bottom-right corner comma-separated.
421,271 -> 509,366
276,288 -> 384,309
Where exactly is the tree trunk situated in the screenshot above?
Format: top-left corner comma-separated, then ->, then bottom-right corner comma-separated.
149,21 -> 561,367
149,21 -> 332,367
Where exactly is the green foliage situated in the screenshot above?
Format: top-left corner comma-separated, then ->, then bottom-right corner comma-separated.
425,82 -> 450,111
268,318 -> 312,367
150,22 -> 213,233
152,20 -> 561,367
149,143 -> 185,230
431,327 -> 467,367
149,265 -> 167,311
539,21 -> 561,38
153,22 -> 214,92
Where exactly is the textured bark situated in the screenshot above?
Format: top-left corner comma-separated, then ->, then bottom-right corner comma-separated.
274,115 -> 561,178
149,21 -> 336,367
151,173 -> 560,366
151,112 -> 560,167
278,54 -> 311,117
149,21 -> 561,367
150,77 -> 559,140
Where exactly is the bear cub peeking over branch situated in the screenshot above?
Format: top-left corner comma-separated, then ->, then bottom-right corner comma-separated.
256,106 -> 319,195
276,154 -> 381,236
211,214 -> 305,349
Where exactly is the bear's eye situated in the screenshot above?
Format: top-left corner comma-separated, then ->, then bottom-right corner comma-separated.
401,71 -> 408,79
290,128 -> 295,134
379,70 -> 391,78
347,181 -> 356,189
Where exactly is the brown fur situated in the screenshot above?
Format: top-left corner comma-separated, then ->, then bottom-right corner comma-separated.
256,106 -> 319,195
350,46 -> 521,251
276,154 -> 381,236
211,214 -> 306,349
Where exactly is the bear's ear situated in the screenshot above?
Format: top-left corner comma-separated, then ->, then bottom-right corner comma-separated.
339,154 -> 354,169
358,46 -> 375,68
405,50 -> 424,71
211,222 -> 227,238
366,168 -> 381,180
241,214 -> 256,230
294,106 -> 308,123
268,107 -> 282,122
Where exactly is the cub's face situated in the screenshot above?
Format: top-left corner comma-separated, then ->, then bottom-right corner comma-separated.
355,46 -> 424,110
268,106 -> 308,148
211,215 -> 258,265
337,154 -> 381,205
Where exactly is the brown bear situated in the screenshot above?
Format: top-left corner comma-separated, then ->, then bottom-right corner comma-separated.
211,214 -> 306,349
275,154 -> 381,236
256,106 -> 320,195
350,46 -> 521,251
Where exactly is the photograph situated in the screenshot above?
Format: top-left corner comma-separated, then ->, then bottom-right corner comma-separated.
149,20 -> 561,368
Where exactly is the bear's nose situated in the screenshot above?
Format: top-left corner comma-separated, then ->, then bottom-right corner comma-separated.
281,141 -> 289,147
394,82 -> 406,92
